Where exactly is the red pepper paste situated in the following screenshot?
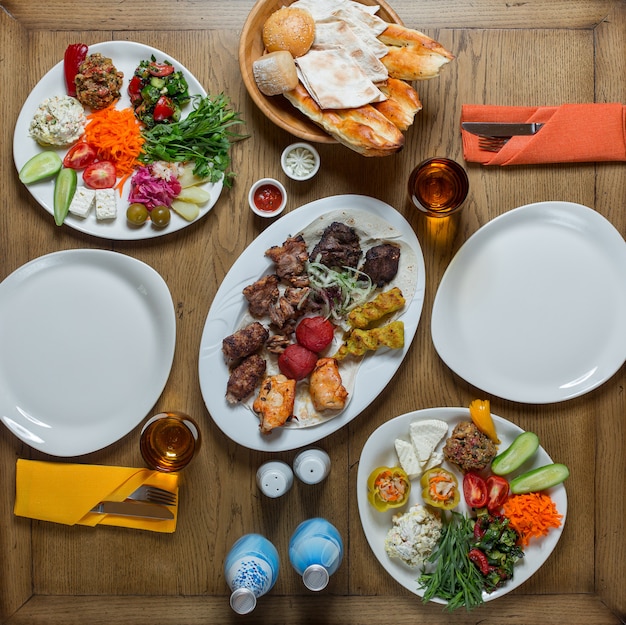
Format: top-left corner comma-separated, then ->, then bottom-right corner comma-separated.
253,183 -> 283,212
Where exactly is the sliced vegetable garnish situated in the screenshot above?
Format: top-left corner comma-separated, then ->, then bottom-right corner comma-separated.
63,141 -> 97,170
502,492 -> 563,546
367,466 -> 410,511
485,475 -> 509,512
83,161 -> 116,189
491,431 -> 540,475
463,472 -> 487,508
53,167 -> 77,226
469,399 -> 500,444
509,463 -> 570,494
19,151 -> 62,184
63,43 -> 88,97
421,467 -> 460,510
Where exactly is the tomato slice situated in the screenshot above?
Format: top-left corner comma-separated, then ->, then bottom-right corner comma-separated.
486,475 -> 509,512
63,142 -> 97,170
148,62 -> 175,77
153,95 -> 176,122
463,472 -> 488,508
128,75 -> 144,104
83,161 -> 117,189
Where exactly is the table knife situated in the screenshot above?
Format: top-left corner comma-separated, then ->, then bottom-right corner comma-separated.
91,500 -> 174,520
462,122 -> 544,137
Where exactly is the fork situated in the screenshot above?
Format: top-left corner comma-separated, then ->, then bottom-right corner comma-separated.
477,135 -> 510,152
127,485 -> 177,506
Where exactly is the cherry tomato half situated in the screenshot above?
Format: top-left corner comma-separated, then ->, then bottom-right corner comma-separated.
153,95 -> 176,122
463,472 -> 488,508
148,61 -> 175,77
486,475 -> 509,512
63,142 -> 97,170
82,161 -> 116,189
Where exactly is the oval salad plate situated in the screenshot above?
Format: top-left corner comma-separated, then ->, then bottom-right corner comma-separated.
357,407 -> 567,604
13,40 -> 223,241
0,250 -> 176,456
198,194 -> 426,452
431,201 -> 626,403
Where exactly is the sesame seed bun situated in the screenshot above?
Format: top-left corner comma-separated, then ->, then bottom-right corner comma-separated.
262,7 -> 316,58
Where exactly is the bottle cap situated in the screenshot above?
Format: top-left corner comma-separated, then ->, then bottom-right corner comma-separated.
293,448 -> 331,484
230,587 -> 257,614
302,564 -> 329,591
256,461 -> 294,498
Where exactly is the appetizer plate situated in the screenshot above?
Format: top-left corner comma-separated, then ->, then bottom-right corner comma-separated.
198,194 -> 426,452
357,407 -> 567,604
432,201 -> 626,403
0,250 -> 176,456
13,40 -> 223,241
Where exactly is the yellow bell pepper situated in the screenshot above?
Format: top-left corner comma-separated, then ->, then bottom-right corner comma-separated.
469,399 -> 500,444
420,467 -> 460,510
367,466 -> 411,512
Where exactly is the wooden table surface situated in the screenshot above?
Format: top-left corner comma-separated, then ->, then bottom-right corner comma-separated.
1,1 -> 624,623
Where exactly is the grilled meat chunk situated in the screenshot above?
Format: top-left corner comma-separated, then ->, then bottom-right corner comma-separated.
222,321 -> 269,364
265,235 -> 310,286
309,222 -> 362,269
253,374 -> 296,434
309,358 -> 348,411
243,274 -> 280,318
360,243 -> 401,287
348,287 -> 405,329
226,354 -> 266,403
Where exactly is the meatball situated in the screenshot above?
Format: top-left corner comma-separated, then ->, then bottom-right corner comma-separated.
443,421 -> 497,473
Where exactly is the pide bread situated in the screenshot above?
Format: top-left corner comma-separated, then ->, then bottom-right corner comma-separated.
262,7 -> 316,58
284,83 -> 404,157
379,23 -> 455,81
253,51 -> 299,96
372,78 -> 422,131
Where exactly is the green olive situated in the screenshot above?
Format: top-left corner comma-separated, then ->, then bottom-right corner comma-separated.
126,202 -> 149,226
150,205 -> 171,228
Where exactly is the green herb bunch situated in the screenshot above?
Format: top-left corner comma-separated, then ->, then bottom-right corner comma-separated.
139,93 -> 247,187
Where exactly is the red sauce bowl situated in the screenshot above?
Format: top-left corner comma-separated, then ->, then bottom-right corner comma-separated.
248,178 -> 287,218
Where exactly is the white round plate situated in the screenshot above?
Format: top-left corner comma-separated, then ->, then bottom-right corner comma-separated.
431,201 -> 626,403
13,41 -> 223,240
198,195 -> 426,452
0,250 -> 176,456
357,407 -> 567,604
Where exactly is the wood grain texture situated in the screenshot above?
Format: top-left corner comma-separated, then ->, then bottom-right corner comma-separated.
0,0 -> 624,622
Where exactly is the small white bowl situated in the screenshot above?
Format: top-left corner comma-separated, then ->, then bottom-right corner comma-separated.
280,143 -> 321,181
248,178 -> 287,218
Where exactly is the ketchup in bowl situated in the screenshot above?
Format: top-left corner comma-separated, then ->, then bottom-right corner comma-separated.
248,178 -> 287,218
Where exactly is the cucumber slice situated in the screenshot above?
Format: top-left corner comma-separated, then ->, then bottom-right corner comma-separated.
19,151 -> 63,184
509,463 -> 570,494
491,431 -> 540,475
53,167 -> 77,226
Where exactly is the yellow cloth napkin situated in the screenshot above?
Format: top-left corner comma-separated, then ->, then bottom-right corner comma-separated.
14,459 -> 179,533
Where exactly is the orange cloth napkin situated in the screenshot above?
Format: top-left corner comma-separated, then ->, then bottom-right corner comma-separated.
14,459 -> 179,533
461,103 -> 626,165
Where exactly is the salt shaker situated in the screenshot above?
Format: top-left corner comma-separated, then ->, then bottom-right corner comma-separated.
288,518 -> 344,591
224,534 -> 280,614
256,461 -> 294,498
293,448 -> 331,484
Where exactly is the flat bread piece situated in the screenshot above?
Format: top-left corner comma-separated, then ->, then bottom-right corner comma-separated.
284,82 -> 404,156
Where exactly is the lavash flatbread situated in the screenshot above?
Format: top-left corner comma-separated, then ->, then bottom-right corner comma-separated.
234,208 -> 419,430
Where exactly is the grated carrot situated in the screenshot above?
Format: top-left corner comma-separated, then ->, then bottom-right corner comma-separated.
502,492 -> 563,547
83,105 -> 145,194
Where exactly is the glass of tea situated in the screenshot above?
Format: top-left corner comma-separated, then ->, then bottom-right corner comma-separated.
140,412 -> 200,472
408,157 -> 469,217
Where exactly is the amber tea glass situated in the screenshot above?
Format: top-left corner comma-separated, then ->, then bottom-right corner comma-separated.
140,412 -> 200,472
408,157 -> 469,217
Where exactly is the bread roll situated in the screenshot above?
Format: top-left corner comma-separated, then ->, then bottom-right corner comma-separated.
253,51 -> 299,96
284,83 -> 405,157
262,7 -> 315,58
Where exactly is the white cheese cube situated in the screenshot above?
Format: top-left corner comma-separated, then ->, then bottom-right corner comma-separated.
409,419 -> 449,468
95,188 -> 117,220
68,187 -> 95,218
394,438 -> 422,479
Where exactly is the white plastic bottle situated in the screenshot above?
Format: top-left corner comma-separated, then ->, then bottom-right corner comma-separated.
224,534 -> 280,614
288,518 -> 343,591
